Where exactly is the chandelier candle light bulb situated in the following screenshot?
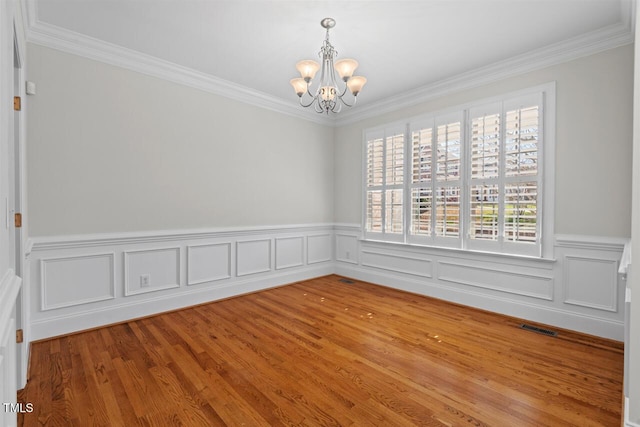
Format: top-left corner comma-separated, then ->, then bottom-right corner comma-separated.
290,17 -> 366,114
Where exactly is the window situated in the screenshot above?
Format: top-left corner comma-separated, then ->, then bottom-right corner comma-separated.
364,85 -> 554,257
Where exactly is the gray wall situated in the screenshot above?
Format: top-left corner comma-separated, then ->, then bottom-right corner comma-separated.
27,44 -> 334,236
27,44 -> 633,239
334,45 -> 634,238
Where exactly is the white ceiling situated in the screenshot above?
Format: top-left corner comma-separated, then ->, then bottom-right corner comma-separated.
28,0 -> 633,122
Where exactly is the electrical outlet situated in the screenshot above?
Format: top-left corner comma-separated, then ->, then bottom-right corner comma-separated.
346,251 -> 350,259
140,274 -> 150,287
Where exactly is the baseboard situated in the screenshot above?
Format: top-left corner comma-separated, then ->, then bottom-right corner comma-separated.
626,398 -> 640,427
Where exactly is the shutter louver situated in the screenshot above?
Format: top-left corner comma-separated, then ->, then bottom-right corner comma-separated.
469,109 -> 500,241
367,138 -> 384,187
412,128 -> 432,183
410,126 -> 433,238
435,186 -> 460,238
504,182 -> 537,243
506,106 -> 539,177
436,122 -> 461,182
435,120 -> 461,239
471,113 -> 500,179
411,188 -> 432,236
470,185 -> 499,241
386,134 -> 404,186
366,190 -> 383,232
385,189 -> 403,233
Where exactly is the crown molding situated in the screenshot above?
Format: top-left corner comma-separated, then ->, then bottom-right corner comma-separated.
24,13 -> 332,126
23,0 -> 633,128
334,20 -> 634,126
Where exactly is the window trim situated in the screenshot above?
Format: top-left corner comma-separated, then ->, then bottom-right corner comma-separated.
362,82 -> 556,259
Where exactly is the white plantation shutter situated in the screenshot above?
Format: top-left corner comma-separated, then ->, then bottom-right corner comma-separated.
365,133 -> 384,233
502,95 -> 541,254
433,113 -> 462,247
409,119 -> 434,243
407,114 -> 462,247
471,111 -> 500,180
469,184 -> 499,240
366,190 -> 383,232
363,86 -> 548,257
467,95 -> 542,255
504,182 -> 538,243
468,103 -> 502,248
505,105 -> 539,177
385,133 -> 404,234
364,126 -> 405,241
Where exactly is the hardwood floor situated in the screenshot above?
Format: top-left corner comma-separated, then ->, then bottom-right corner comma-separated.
19,275 -> 623,426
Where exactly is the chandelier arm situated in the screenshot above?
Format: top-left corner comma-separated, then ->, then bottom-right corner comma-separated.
336,84 -> 352,104
338,95 -> 355,108
299,96 -> 317,108
297,85 -> 319,108
341,95 -> 357,108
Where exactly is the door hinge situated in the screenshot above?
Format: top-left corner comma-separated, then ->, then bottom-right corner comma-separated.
13,96 -> 21,111
16,329 -> 23,344
14,213 -> 22,228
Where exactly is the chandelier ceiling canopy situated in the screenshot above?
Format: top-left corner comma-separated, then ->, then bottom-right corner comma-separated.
290,18 -> 367,114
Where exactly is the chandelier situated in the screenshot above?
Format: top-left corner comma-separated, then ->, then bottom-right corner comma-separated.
290,18 -> 367,114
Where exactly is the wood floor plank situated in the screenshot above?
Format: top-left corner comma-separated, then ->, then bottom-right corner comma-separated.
19,275 -> 623,426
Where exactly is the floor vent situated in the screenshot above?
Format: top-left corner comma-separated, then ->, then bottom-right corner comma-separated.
520,324 -> 558,337
338,278 -> 355,284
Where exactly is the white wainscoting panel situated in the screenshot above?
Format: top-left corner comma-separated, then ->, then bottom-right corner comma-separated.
187,243 -> 231,285
28,224 -> 335,340
25,225 -> 627,342
41,253 -> 115,310
362,249 -> 432,278
275,237 -> 304,270
437,260 -> 553,300
335,225 -> 627,340
307,234 -> 332,264
336,233 -> 359,264
563,256 -> 619,311
237,239 -> 272,276
124,247 -> 180,296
